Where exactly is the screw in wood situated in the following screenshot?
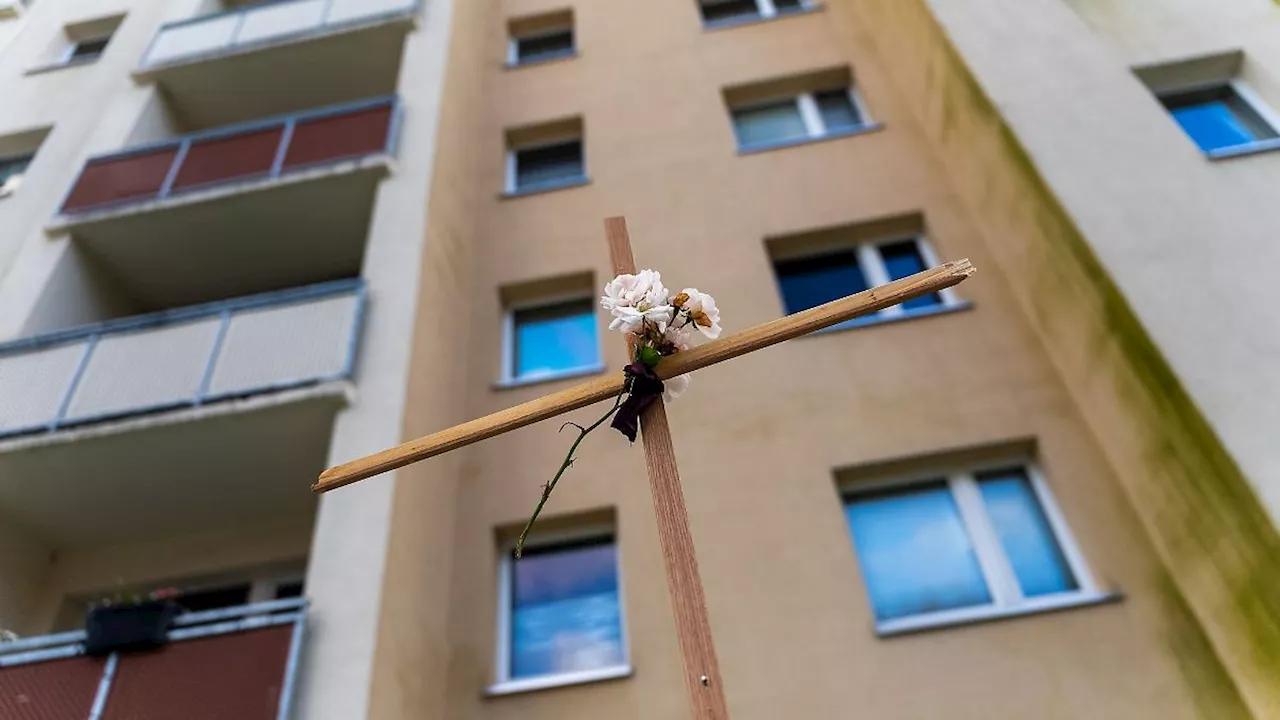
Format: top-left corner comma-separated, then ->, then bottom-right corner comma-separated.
700,675 -> 710,686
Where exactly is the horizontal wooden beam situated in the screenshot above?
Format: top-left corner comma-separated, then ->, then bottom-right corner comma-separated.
313,259 -> 975,493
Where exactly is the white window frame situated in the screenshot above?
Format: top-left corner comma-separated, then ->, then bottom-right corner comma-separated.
505,136 -> 587,195
0,153 -> 34,198
733,88 -> 872,149
700,0 -> 815,25
775,235 -> 963,325
1158,79 -> 1280,159
507,25 -> 575,67
499,291 -> 603,386
489,527 -> 632,696
843,460 -> 1112,636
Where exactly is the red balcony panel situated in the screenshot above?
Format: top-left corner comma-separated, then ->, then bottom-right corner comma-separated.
283,105 -> 393,169
61,148 -> 178,213
171,127 -> 285,191
0,656 -> 106,720
101,625 -> 293,720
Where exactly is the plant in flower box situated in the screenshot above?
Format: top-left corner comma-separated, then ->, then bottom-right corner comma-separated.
84,586 -> 182,656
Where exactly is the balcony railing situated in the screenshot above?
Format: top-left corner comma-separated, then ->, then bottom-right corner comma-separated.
59,96 -> 399,216
140,0 -> 418,70
0,598 -> 306,720
0,279 -> 364,440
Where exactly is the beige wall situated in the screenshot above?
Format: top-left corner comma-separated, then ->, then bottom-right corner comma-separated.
832,0 -> 1279,714
377,0 -> 1246,717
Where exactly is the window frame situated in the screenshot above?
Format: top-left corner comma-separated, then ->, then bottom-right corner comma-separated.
0,152 -> 35,198
490,527 -> 633,695
842,460 -> 1114,636
500,292 -> 603,387
1158,79 -> 1280,159
772,235 -> 965,329
699,0 -> 816,28
507,25 -> 576,67
731,87 -> 874,152
504,136 -> 589,196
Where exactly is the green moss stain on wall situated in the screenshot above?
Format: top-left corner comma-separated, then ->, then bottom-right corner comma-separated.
848,0 -> 1280,713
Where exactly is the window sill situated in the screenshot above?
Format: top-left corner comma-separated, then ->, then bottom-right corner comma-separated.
875,590 -> 1122,638
703,4 -> 823,31
1206,137 -> 1280,160
25,57 -> 101,76
499,176 -> 591,200
805,300 -> 973,337
486,664 -> 633,697
506,51 -> 578,70
737,123 -> 885,156
493,363 -> 607,391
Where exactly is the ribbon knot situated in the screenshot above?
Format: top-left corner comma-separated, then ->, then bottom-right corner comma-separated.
610,362 -> 664,442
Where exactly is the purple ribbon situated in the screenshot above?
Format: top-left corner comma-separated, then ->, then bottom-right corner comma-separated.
611,362 -> 664,442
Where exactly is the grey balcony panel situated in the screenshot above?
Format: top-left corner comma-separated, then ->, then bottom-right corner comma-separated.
0,343 -> 86,435
140,0 -> 418,70
64,318 -> 222,423
207,292 -> 359,398
0,280 -> 364,438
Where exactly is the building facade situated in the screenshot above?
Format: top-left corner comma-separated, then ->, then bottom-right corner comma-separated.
0,0 -> 1276,718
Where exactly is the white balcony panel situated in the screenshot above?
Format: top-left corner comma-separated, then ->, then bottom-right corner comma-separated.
206,293 -> 358,397
236,0 -> 326,46
145,14 -> 240,66
0,343 -> 86,434
327,0 -> 417,24
64,319 -> 222,422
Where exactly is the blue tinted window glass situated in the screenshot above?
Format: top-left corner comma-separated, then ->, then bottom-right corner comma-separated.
978,471 -> 1077,598
880,241 -> 941,311
514,300 -> 597,378
733,101 -> 807,148
774,251 -> 869,315
1170,101 -> 1256,152
844,484 -> 993,621
511,541 -> 624,679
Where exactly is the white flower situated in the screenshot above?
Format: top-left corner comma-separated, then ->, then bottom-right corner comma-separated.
601,270 -> 668,313
663,323 -> 694,352
672,288 -> 721,339
608,304 -> 675,334
663,373 -> 691,402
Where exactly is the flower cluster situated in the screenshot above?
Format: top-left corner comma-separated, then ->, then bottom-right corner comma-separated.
600,270 -> 720,400
514,269 -> 723,558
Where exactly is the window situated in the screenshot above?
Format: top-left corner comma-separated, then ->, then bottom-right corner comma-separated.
698,0 -> 812,27
731,88 -> 869,150
772,236 -> 959,328
1159,83 -> 1280,155
65,35 -> 110,62
0,153 -> 33,197
505,297 -> 600,383
493,535 -> 630,692
508,10 -> 575,66
842,465 -> 1106,634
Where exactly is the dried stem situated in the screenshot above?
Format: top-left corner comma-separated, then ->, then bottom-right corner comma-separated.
515,383 -> 629,558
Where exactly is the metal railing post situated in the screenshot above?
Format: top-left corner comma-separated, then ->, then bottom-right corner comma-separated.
157,139 -> 192,200
270,119 -> 297,179
50,335 -> 98,432
195,309 -> 233,405
86,653 -> 119,720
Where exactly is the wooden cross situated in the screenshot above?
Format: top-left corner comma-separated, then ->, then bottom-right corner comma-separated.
312,217 -> 974,720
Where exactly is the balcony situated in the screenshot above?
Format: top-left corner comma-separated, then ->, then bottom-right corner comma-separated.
0,598 -> 306,720
0,281 -> 362,544
135,0 -> 418,128
47,98 -> 397,309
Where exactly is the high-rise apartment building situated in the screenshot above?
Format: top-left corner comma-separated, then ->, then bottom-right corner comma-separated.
0,0 -> 1276,718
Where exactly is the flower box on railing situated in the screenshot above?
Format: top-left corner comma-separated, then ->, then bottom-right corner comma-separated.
84,600 -> 178,657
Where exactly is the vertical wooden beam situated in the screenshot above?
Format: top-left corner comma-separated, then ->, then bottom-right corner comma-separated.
605,216 -> 730,720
